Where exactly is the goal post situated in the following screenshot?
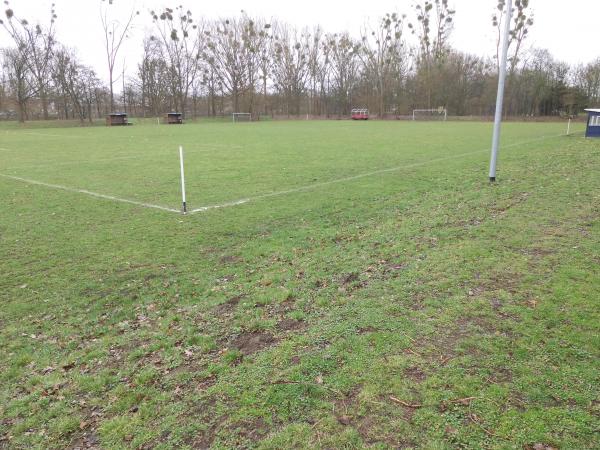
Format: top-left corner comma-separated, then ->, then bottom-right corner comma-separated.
232,112 -> 252,123
412,108 -> 448,121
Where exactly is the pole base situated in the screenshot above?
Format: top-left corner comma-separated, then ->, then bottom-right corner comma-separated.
489,177 -> 496,183
182,202 -> 187,214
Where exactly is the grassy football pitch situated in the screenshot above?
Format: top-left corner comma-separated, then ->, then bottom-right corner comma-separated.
0,119 -> 598,449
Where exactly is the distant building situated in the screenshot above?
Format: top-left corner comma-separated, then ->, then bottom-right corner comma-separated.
106,113 -> 130,126
165,112 -> 184,124
585,109 -> 600,138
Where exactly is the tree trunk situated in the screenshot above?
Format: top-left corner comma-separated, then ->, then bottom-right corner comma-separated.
40,87 -> 49,120
109,78 -> 114,112
263,75 -> 268,116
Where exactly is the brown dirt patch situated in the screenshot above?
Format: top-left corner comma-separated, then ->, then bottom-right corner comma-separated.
334,386 -> 362,427
277,318 -> 306,333
214,295 -> 243,315
333,386 -> 416,447
404,366 -> 427,383
219,255 -> 244,264
358,326 -> 377,334
68,431 -> 100,450
196,376 -> 217,392
521,247 -> 555,258
273,294 -> 297,314
192,419 -> 227,449
341,272 -> 360,285
487,367 -> 513,384
229,417 -> 269,443
231,331 -> 277,355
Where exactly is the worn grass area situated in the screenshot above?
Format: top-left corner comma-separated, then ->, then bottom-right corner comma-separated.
0,120 -> 598,449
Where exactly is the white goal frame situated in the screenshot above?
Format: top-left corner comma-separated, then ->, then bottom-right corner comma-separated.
412,109 -> 448,121
232,112 -> 252,123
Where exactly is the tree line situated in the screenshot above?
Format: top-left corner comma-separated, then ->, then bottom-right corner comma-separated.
1,0 -> 599,123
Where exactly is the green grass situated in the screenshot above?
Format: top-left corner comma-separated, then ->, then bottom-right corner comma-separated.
0,119 -> 598,449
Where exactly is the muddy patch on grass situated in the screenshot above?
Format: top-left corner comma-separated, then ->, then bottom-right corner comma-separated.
341,272 -> 360,285
214,295 -> 243,315
68,405 -> 104,450
465,271 -> 524,298
334,386 -> 416,447
69,431 -> 100,450
404,366 -> 427,383
196,375 -> 217,392
231,331 -> 277,355
229,417 -> 269,443
334,385 -> 362,424
521,247 -> 555,258
274,294 -> 297,314
277,318 -> 307,333
487,367 -> 513,384
219,255 -> 244,264
358,326 -> 377,334
192,418 -> 227,449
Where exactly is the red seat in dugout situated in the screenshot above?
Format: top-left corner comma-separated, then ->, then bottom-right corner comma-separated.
351,108 -> 369,120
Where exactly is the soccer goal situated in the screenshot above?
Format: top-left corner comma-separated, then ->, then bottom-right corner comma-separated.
412,108 -> 448,121
232,112 -> 252,123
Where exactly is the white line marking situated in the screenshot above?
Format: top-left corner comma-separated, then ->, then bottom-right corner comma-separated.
189,133 -> 565,214
190,199 -> 250,213
0,174 -> 180,213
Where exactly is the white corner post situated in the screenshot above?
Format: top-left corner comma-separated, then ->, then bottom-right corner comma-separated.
489,0 -> 513,183
567,117 -> 572,136
179,146 -> 187,214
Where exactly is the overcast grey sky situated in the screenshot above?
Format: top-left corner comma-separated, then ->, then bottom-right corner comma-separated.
3,0 -> 599,83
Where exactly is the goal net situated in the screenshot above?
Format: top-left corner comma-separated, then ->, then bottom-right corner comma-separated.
232,112 -> 252,123
412,108 -> 448,121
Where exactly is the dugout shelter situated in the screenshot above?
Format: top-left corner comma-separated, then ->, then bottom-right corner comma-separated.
165,112 -> 184,124
585,109 -> 600,138
106,113 -> 130,126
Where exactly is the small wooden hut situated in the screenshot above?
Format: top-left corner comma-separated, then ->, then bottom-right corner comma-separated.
106,113 -> 129,126
165,112 -> 184,124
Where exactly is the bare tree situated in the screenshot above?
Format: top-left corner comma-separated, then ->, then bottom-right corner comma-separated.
0,62 -> 8,113
52,47 -> 85,122
100,0 -> 138,111
257,22 -> 274,116
1,1 -> 57,119
359,13 -> 408,117
242,15 -> 271,115
327,33 -> 360,116
272,24 -> 311,116
306,26 -> 325,116
2,47 -> 36,122
137,37 -> 171,116
574,59 -> 600,106
203,14 -> 265,113
150,6 -> 202,115
410,0 -> 455,62
492,0 -> 534,74
409,0 -> 455,108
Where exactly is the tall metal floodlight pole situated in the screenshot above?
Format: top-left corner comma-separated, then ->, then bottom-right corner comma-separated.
489,0 -> 513,182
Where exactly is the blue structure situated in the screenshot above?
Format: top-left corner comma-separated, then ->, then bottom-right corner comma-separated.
585,109 -> 600,138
